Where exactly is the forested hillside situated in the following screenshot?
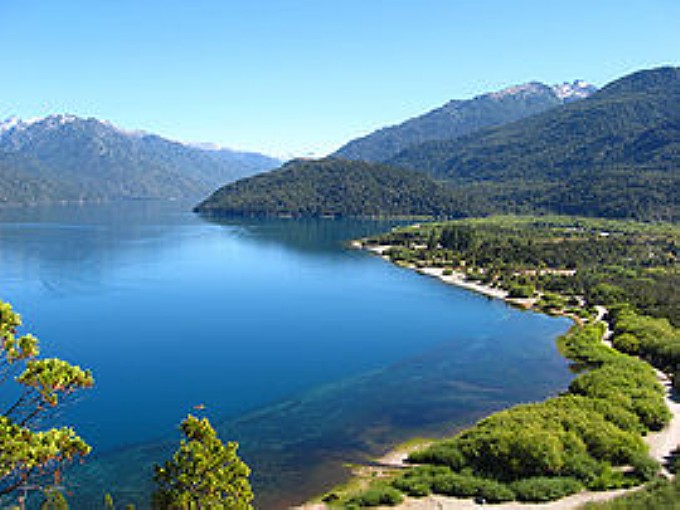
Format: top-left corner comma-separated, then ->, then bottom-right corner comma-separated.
334,81 -> 595,162
194,158 -> 468,218
389,67 -> 680,221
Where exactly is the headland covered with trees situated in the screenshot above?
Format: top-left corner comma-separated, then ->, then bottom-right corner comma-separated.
312,216 -> 680,509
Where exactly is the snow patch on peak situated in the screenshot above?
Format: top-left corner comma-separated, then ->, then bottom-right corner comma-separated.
187,141 -> 225,151
1,114 -> 111,140
488,82 -> 548,100
0,115 -> 44,137
101,119 -> 148,138
41,114 -> 80,127
552,80 -> 597,102
0,116 -> 23,135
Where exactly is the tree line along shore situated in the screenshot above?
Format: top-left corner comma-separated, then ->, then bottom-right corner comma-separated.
310,215 -> 680,509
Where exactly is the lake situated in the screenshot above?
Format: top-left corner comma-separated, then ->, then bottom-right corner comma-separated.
0,202 -> 573,508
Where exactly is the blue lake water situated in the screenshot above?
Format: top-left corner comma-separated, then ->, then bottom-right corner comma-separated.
0,202 -> 573,508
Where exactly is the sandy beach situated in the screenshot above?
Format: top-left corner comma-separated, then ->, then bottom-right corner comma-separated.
361,243 -> 509,301
646,370 -> 680,476
364,489 -> 634,509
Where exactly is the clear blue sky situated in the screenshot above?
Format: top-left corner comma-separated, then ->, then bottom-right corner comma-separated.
1,0 -> 678,158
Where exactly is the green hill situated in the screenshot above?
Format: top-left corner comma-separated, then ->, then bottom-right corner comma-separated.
0,115 -> 280,205
194,158 -> 469,218
388,66 -> 680,221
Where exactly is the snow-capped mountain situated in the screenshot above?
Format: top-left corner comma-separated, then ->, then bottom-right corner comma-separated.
0,115 -> 42,137
552,80 -> 598,102
0,116 -> 22,135
334,80 -> 598,162
0,114 -> 280,205
488,81 -> 553,100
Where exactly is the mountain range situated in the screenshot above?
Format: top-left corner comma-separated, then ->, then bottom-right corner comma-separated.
333,80 -> 596,162
198,67 -> 680,221
388,66 -> 680,220
0,115 -> 280,205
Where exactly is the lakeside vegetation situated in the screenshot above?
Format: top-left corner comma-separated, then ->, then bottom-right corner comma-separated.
326,215 -> 679,508
368,216 -> 679,325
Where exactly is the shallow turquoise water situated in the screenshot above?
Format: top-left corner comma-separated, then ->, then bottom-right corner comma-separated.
0,203 -> 572,508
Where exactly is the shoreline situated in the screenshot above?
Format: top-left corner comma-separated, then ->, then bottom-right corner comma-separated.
299,241 -> 680,509
359,242 -> 533,308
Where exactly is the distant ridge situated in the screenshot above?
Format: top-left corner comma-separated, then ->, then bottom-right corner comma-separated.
197,67 -> 680,222
333,80 -> 596,162
0,115 -> 280,205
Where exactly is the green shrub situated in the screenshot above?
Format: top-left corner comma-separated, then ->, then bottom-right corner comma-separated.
586,463 -> 631,491
391,466 -> 447,497
475,479 -> 515,503
431,472 -> 479,497
415,471 -> 516,502
630,454 -> 661,481
391,476 -> 430,497
407,442 -> 466,470
508,283 -> 535,298
510,477 -> 583,502
613,333 -> 641,354
562,453 -> 603,484
539,292 -> 568,310
346,483 -> 403,507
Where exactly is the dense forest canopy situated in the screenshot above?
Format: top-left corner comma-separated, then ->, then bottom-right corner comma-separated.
194,158 -> 470,218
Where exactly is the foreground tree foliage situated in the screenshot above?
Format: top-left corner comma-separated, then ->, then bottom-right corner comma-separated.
0,299 -> 93,501
153,415 -> 253,510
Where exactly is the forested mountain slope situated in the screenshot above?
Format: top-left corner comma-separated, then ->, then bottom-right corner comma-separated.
194,158 -> 469,218
333,80 -> 595,162
388,67 -> 680,220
